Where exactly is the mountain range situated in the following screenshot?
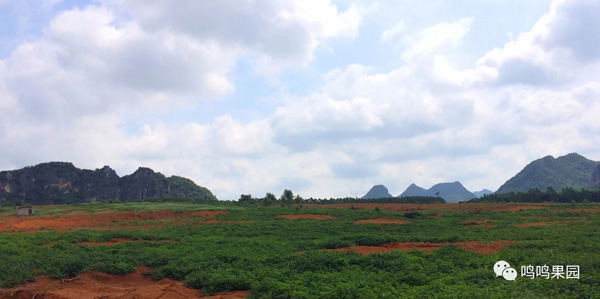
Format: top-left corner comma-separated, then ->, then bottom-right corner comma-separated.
362,153 -> 600,203
398,182 -> 476,203
363,181 -> 477,203
0,162 -> 216,205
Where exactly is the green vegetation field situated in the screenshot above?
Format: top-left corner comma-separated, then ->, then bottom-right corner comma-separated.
1,202 -> 600,298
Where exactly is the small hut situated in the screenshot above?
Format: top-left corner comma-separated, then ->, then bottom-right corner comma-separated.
15,206 -> 34,216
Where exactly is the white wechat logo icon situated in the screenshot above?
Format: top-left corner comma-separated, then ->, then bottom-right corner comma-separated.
502,267 -> 517,281
494,260 -> 516,281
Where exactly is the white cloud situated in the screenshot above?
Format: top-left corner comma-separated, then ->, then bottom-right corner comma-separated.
1,0 -> 600,200
379,22 -> 404,42
402,18 -> 473,62
478,0 -> 600,85
104,0 -> 362,74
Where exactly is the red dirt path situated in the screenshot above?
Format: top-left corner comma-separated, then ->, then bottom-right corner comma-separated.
0,210 -> 228,233
327,241 -> 514,255
0,266 -> 248,299
354,218 -> 410,224
277,214 -> 337,220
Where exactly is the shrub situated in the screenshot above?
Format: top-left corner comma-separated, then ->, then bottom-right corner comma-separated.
404,211 -> 422,219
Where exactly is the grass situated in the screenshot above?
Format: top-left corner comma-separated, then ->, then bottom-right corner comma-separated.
0,202 -> 599,298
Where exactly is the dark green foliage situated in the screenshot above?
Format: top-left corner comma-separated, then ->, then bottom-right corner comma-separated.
239,194 -> 253,203
167,176 -> 216,201
471,187 -> 600,203
1,202 -> 600,298
91,261 -> 135,275
307,196 -> 445,204
404,211 -> 423,219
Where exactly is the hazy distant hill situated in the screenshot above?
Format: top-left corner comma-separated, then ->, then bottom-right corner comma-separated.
362,185 -> 393,199
0,162 -> 216,205
399,183 -> 428,197
496,153 -> 600,193
399,182 -> 476,203
473,189 -> 493,198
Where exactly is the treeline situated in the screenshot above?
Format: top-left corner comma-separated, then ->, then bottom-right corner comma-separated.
470,187 -> 600,203
239,189 -> 445,205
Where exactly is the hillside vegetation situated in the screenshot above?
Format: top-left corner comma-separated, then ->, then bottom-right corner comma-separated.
497,153 -> 599,193
0,162 -> 216,205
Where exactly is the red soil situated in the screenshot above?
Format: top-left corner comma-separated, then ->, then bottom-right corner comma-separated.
306,203 -> 545,212
204,291 -> 249,299
0,210 -> 228,233
327,240 -> 514,255
277,214 -> 337,220
0,266 -> 248,299
461,219 -> 495,228
354,218 -> 410,224
515,219 -> 591,228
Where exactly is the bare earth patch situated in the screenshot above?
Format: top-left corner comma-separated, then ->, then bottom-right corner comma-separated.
354,218 -> 410,224
326,241 -> 514,255
0,210 -> 229,233
0,266 -> 248,299
515,220 -> 591,228
277,214 -> 337,220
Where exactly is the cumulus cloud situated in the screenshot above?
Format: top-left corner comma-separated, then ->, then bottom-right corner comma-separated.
478,0 -> 600,85
401,18 -> 473,62
105,0 -> 362,73
1,0 -> 599,200
379,22 -> 404,42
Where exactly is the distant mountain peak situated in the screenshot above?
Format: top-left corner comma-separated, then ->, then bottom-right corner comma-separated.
473,189 -> 493,198
362,184 -> 393,199
497,153 -> 599,193
399,181 -> 475,203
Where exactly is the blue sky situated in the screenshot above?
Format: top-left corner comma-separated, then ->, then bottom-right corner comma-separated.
1,0 -> 599,200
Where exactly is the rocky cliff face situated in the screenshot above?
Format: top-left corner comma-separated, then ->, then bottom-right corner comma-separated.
119,167 -> 170,201
0,162 -> 216,205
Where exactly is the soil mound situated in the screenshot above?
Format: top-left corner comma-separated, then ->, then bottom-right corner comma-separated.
354,218 -> 410,224
0,266 -> 215,298
0,266 -> 248,298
